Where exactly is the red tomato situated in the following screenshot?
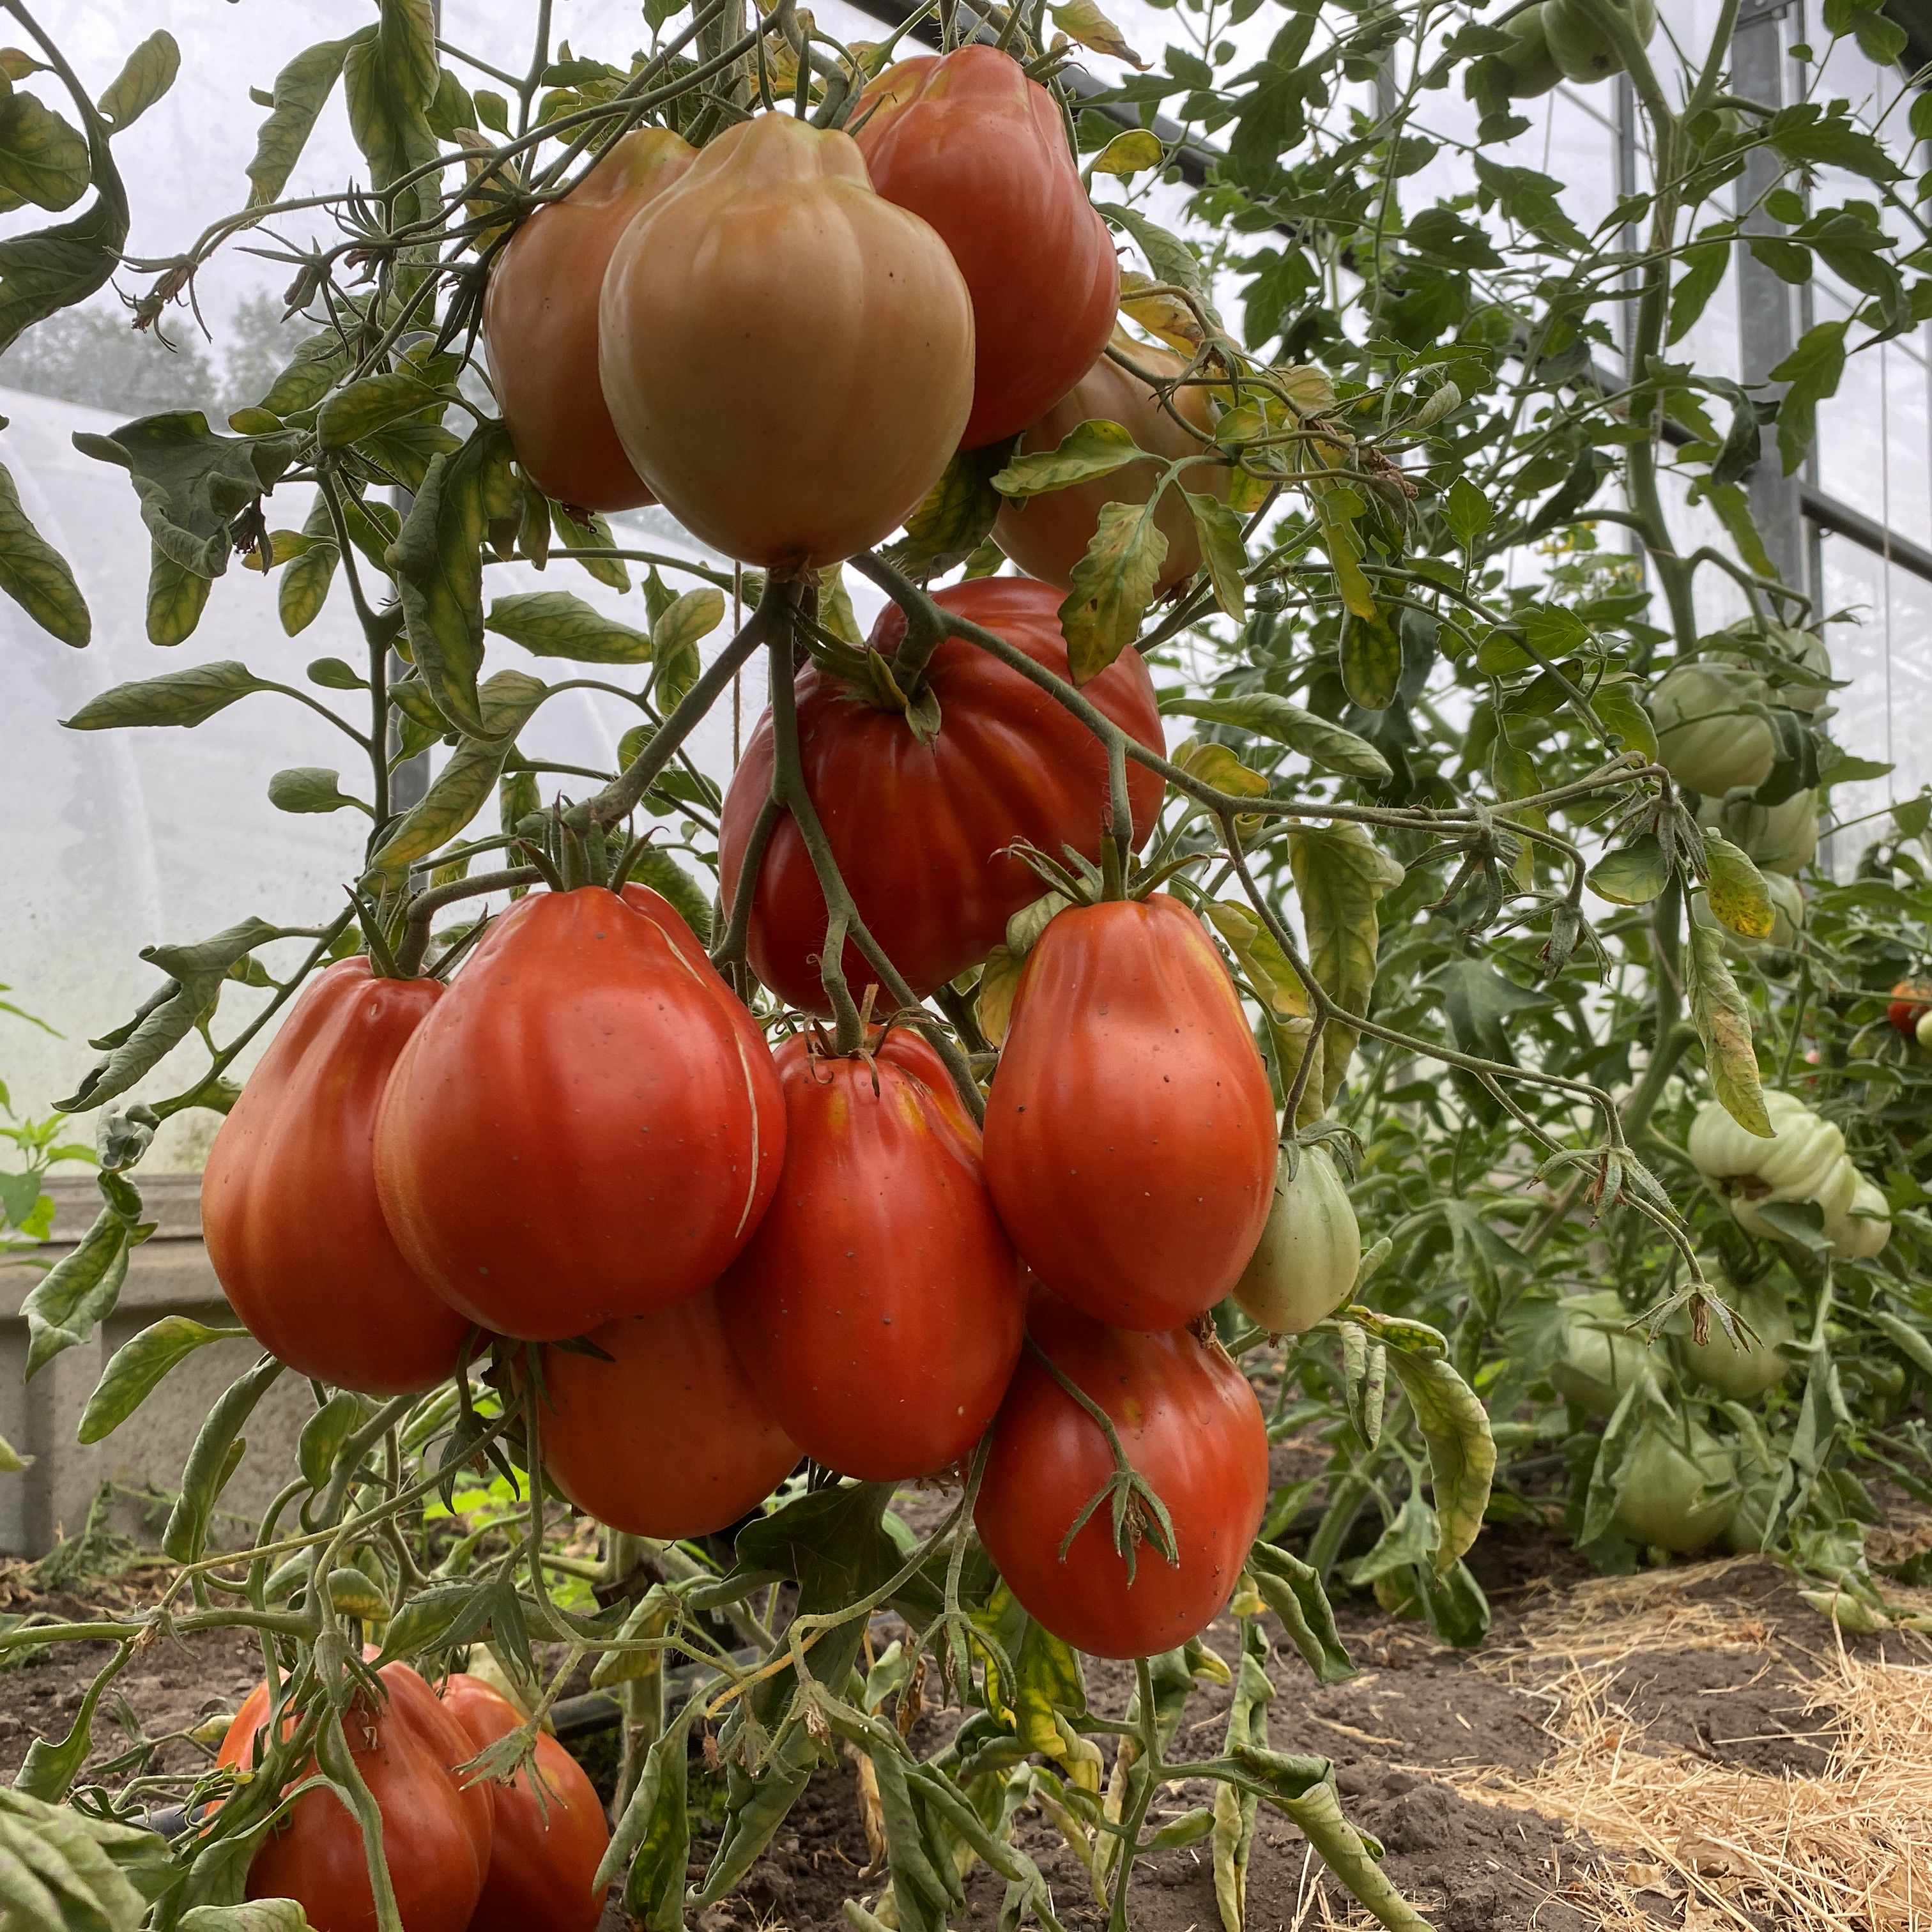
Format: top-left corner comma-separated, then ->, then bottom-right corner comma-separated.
851,45 -> 1119,449
719,1028 -> 1023,1480
374,885 -> 785,1342
437,1675 -> 608,1932
483,128 -> 695,512
539,1284 -> 801,1537
983,894 -> 1276,1331
975,1293 -> 1268,1659
717,576 -> 1165,1016
217,1662 -> 494,1932
202,959 -> 468,1397
1887,980 -> 1931,1037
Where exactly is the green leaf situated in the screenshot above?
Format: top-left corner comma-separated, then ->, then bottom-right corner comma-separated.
162,1357 -> 282,1563
247,36 -> 356,206
1588,834 -> 1668,905
602,1698 -> 700,1924
316,369 -> 444,448
22,1212 -> 131,1381
1591,678 -> 1658,760
0,84 -> 89,212
1059,501 -> 1167,684
1287,824 -> 1404,1107
484,590 -> 652,664
1246,1543 -> 1354,1684
1183,488 -> 1246,620
649,588 -> 723,709
268,767 -> 365,815
1701,832 -> 1774,940
1684,920 -> 1769,1133
0,1786 -> 172,1931
1312,493 -> 1376,619
1103,204 -> 1213,310
279,497 -> 340,637
1667,227 -> 1733,345
1765,103 -> 1901,183
0,1429 -> 29,1474
367,668 -> 548,877
551,504 -> 631,590
259,330 -> 352,416
64,661 -> 271,731
0,458 -> 87,644
992,419 -> 1149,499
394,424 -> 514,737
145,545 -> 210,647
1174,738 -> 1270,801
1768,319 -> 1847,475
97,31 -> 180,132
79,1317 -> 240,1445
59,917 -> 282,1112
0,124 -> 130,356
1383,1347 -> 1496,1573
298,1392 -> 364,1490
344,1 -> 436,195
1338,608 -> 1400,711
70,413 -> 300,578
1164,694 -> 1389,783
1442,475 -> 1491,548
181,1901 -> 319,1931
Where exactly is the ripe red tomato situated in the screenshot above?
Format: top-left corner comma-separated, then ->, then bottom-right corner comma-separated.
218,1662 -> 494,1932
975,1292 -> 1268,1659
851,45 -> 1119,449
374,885 -> 785,1342
717,576 -> 1165,1016
437,1675 -> 608,1932
719,1029 -> 1023,1480
539,1285 -> 801,1537
983,894 -> 1276,1331
1887,980 -> 1931,1037
202,959 -> 468,1397
483,128 -> 694,512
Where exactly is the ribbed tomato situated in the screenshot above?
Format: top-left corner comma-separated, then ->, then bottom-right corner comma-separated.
539,1285 -> 801,1537
719,1028 -> 1023,1480
438,1675 -> 608,1932
599,114 -> 972,569
717,576 -> 1165,1016
202,958 -> 468,1397
374,886 -> 784,1341
976,1293 -> 1267,1659
483,128 -> 694,512
983,894 -> 1276,1330
851,45 -> 1119,448
1887,980 -> 1931,1037
995,329 -> 1227,597
218,1662 -> 494,1932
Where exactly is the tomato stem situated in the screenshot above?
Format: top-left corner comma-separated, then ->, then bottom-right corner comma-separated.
393,866 -> 545,977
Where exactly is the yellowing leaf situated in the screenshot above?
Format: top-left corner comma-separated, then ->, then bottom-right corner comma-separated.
993,418 -> 1149,500
1059,500 -> 1167,684
1183,489 -> 1246,620
1287,824 -> 1403,1108
1205,901 -> 1302,1019
1174,738 -> 1270,801
1119,277 -> 1203,355
1050,0 -> 1147,65
1701,833 -> 1775,941
977,942 -> 1022,1046
1091,128 -> 1164,176
1685,921 -> 1770,1134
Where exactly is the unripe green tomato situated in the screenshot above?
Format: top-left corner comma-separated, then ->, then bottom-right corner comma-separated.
1549,1291 -> 1653,1419
1612,1419 -> 1736,1554
1822,1170 -> 1890,1262
1543,0 -> 1657,84
1649,661 -> 1775,795
1495,4 -> 1563,96
1917,1009 -> 1932,1053
1232,1142 -> 1361,1336
1688,1091 -> 1845,1205
1699,788 -> 1819,876
1677,1284 -> 1793,1401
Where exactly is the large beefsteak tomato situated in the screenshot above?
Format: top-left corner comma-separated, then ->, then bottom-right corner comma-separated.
717,576 -> 1165,1016
975,1292 -> 1268,1659
983,894 -> 1276,1330
438,1674 -> 608,1932
202,958 -> 468,1397
539,1284 -> 801,1536
994,329 -> 1227,597
482,128 -> 694,512
374,885 -> 784,1341
851,45 -> 1118,449
599,114 -> 972,569
719,1027 -> 1023,1479
217,1662 -> 493,1932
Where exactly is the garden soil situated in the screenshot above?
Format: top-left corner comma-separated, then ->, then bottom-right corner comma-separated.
1,1507 -> 1922,1931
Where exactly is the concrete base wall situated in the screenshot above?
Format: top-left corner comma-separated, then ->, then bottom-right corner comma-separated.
0,1176 -> 310,1559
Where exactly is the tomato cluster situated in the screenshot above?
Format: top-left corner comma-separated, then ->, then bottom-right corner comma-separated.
217,1665 -> 607,1932
204,47 -> 1280,1689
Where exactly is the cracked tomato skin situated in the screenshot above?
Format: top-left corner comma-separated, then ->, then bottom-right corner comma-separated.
437,1675 -> 609,1932
373,885 -> 784,1341
717,576 -> 1165,1016
483,128 -> 694,512
539,1284 -> 802,1538
202,958 -> 468,1397
217,1662 -> 494,1932
975,1292 -> 1268,1660
983,894 -> 1276,1331
851,45 -> 1119,449
719,1028 -> 1023,1480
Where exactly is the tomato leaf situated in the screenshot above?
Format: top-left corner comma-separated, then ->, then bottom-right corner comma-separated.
623,845 -> 713,946
64,661 -> 272,731
1700,832 -> 1774,940
1204,900 -> 1303,1020
992,419 -> 1149,499
1182,487 -> 1246,620
1338,607 -> 1401,711
279,500 -> 342,637
1684,921 -> 1770,1133
247,35 -> 357,206
143,545 -> 210,647
1059,501 -> 1167,684
1383,1346 -> 1495,1573
97,30 -> 180,133
268,767 -> 365,815
1174,737 -> 1270,801
0,457 -> 88,644
1165,694 -> 1389,783
1246,1542 -> 1353,1684
1286,825 -> 1404,1108
485,589 -> 652,664
884,441 -> 1010,580
1091,128 -> 1163,176
604,1696 -> 700,1923
1588,833 -> 1669,905
79,1316 -> 242,1444
976,941 -> 1023,1047
162,1357 -> 284,1564
0,81 -> 89,212
316,369 -> 445,448
1049,0 -> 1147,66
